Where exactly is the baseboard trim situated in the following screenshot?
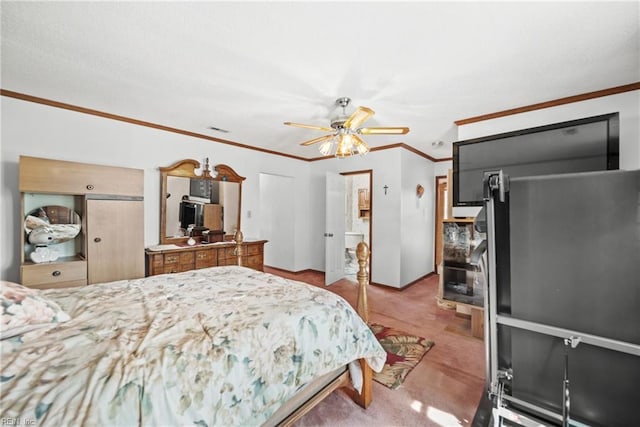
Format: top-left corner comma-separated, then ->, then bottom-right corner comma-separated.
265,266 -> 437,291
371,271 -> 437,291
264,266 -> 324,276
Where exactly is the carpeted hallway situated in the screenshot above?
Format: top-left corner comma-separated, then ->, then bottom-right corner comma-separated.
264,268 -> 486,427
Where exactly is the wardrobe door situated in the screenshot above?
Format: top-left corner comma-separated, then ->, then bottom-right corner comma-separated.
86,199 -> 144,284
20,155 -> 144,197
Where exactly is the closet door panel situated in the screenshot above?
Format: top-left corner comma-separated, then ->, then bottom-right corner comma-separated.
86,199 -> 144,284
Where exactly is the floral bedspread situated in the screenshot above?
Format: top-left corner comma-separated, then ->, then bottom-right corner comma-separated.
1,266 -> 386,426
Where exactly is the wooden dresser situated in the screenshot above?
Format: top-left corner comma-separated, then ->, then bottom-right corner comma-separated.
145,240 -> 267,276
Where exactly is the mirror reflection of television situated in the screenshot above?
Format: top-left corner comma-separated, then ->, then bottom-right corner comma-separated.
189,179 -> 219,203
453,113 -> 620,206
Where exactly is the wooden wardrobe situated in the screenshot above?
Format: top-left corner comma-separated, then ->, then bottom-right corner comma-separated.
19,156 -> 145,289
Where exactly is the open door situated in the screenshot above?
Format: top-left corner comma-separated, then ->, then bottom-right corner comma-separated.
434,175 -> 448,271
325,171 -> 345,285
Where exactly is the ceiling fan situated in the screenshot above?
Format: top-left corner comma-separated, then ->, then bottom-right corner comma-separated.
284,97 -> 410,157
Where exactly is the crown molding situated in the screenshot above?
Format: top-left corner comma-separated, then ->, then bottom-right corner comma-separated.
455,82 -> 640,126
1,89 -> 444,163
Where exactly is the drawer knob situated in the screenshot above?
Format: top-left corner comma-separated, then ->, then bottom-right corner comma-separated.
86,184 -> 95,190
94,237 -> 102,243
52,270 -> 61,277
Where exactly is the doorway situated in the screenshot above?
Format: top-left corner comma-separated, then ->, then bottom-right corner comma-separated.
342,171 -> 372,281
434,175 -> 448,271
324,170 -> 373,285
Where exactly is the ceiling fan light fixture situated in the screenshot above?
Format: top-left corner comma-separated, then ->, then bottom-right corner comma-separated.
287,96 -> 408,158
353,135 -> 370,155
335,136 -> 353,158
318,138 -> 335,156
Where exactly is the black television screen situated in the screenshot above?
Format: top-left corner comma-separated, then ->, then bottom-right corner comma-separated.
189,179 -> 219,203
453,113 -> 619,206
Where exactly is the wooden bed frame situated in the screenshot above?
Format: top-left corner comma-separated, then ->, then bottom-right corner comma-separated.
233,231 -> 374,426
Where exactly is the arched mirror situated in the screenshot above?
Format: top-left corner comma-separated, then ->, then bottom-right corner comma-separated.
159,159 -> 245,244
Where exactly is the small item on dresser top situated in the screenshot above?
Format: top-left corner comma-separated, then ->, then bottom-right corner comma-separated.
186,225 -> 197,246
203,229 -> 224,243
190,226 -> 209,237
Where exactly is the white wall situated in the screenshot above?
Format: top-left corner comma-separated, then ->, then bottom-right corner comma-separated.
400,149 -> 436,285
308,148 -> 437,288
434,161 -> 452,177
0,97 -> 313,281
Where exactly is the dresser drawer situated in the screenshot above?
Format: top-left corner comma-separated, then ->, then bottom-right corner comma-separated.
149,254 -> 164,268
163,264 -> 194,274
162,253 -> 180,274
217,257 -> 235,266
179,252 -> 194,264
21,260 -> 87,289
246,255 -> 263,271
223,246 -> 238,260
195,249 -> 217,269
161,251 -> 195,274
246,244 -> 262,256
164,254 -> 180,265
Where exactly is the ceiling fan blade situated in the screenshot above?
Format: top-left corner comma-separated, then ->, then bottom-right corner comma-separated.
284,122 -> 334,132
300,134 -> 335,146
359,126 -> 410,135
343,106 -> 374,129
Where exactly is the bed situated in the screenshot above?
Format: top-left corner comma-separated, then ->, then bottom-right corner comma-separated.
1,241 -> 385,426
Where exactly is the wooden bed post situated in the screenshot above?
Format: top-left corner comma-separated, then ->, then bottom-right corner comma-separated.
355,241 -> 370,324
354,241 -> 373,409
234,229 -> 243,266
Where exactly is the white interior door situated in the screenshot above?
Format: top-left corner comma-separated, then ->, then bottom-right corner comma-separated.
259,173 -> 294,270
325,172 -> 345,285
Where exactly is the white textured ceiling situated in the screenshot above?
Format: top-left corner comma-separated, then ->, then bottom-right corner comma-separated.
1,1 -> 638,160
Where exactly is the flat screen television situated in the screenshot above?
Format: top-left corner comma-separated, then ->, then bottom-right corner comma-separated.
189,179 -> 219,203
453,113 -> 619,206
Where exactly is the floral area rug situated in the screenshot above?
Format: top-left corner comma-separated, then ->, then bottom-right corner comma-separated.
369,323 -> 435,389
